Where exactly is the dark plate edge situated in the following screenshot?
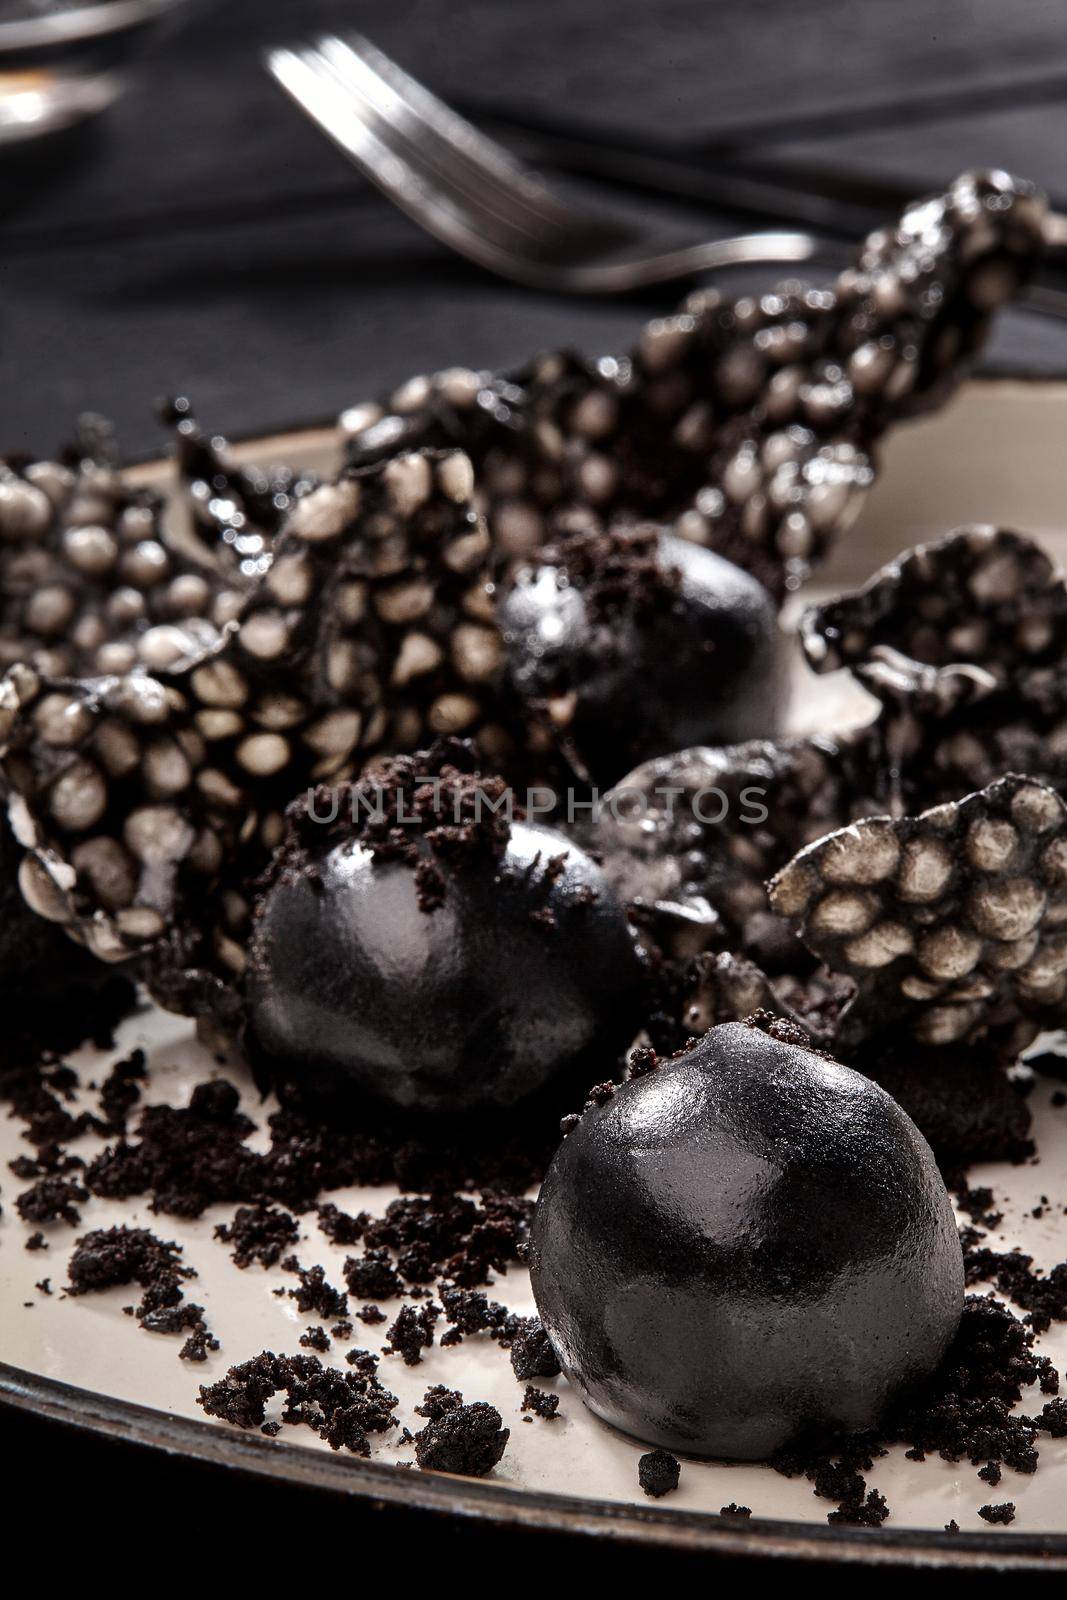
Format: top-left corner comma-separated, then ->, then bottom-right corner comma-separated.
3,1359 -> 1066,1570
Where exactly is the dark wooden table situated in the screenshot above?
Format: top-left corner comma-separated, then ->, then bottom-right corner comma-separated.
3,0 -> 1066,459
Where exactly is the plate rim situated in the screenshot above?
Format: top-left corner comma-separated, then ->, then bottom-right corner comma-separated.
4,1359 -> 1067,1569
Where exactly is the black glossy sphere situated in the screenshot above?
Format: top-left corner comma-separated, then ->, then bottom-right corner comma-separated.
529,1022 -> 963,1460
246,820 -> 646,1114
498,531 -> 785,784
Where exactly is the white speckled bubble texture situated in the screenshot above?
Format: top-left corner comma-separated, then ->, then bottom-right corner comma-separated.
4,381 -> 1067,1534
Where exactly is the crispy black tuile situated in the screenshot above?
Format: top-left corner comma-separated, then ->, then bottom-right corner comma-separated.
530,1021 -> 963,1461
670,949 -> 807,1038
345,171 -> 1046,599
0,416 -> 237,684
802,526 -> 1067,682
498,524 -> 784,783
0,452 -> 519,991
0,174 -> 1049,1022
800,526 -> 1067,822
159,397 -> 317,585
770,773 -> 1067,1053
588,732 -> 884,964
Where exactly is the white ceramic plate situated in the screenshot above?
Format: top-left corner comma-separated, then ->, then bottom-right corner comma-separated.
5,378 -> 1067,1568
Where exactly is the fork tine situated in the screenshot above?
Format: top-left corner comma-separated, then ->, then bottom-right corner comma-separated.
266,46 -> 574,280
294,42 -> 593,257
320,33 -> 597,237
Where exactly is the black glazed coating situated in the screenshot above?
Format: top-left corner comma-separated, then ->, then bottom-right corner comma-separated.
529,1021 -> 964,1461
246,821 -> 646,1114
498,531 -> 785,784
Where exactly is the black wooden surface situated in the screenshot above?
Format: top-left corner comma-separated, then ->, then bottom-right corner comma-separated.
2,0 -> 1067,458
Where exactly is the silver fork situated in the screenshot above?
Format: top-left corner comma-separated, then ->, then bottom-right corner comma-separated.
265,32 -> 1067,311
265,33 -> 826,292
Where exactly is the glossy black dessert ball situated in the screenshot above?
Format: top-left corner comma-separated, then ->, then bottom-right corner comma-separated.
246,801 -> 646,1115
529,1020 -> 963,1460
498,526 -> 784,784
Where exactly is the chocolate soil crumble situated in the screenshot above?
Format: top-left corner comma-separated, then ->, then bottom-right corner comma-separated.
2,170 -> 1067,1526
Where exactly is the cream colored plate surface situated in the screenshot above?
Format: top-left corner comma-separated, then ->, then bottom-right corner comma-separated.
4,378 -> 1067,1534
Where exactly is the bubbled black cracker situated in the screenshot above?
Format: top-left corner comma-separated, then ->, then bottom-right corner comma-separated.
801,526 -> 1067,819
0,431 -> 239,682
589,731 -> 886,965
674,950 -> 798,1037
0,449 -> 521,985
801,525 -> 1067,682
344,171 -> 1047,597
160,397 -> 318,586
769,773 -> 1067,1052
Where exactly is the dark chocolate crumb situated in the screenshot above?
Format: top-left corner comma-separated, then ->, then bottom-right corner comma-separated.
286,1264 -> 348,1320
415,1384 -> 463,1420
198,1350 -> 397,1453
828,1490 -> 890,1527
67,1224 -> 218,1360
638,1448 -> 680,1498
508,1316 -> 561,1380
316,1202 -> 365,1245
344,1247 -> 403,1301
16,1174 -> 87,1226
300,1326 -> 331,1352
979,1502 -> 1016,1525
179,1325 -> 220,1362
385,1302 -> 439,1366
439,1286 -> 508,1339
97,1049 -> 147,1133
413,1401 -> 509,1477
963,1242 -> 1067,1334
1036,1398 -> 1067,1437
627,1045 -> 659,1079
720,1503 -> 752,1518
215,1203 -> 299,1268
521,1386 -> 560,1420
